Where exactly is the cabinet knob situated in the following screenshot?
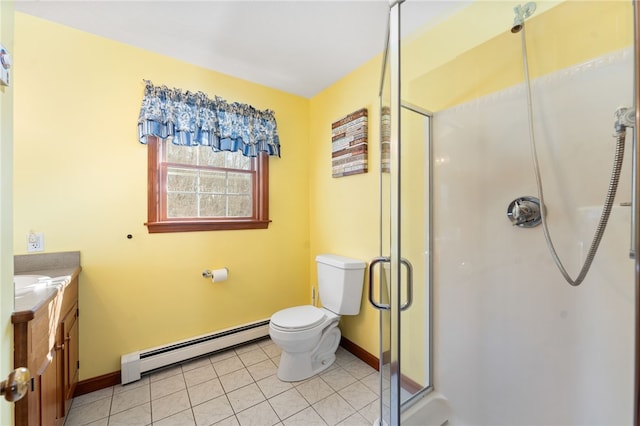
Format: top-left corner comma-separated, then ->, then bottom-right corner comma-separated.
1,367 -> 31,402
56,343 -> 65,351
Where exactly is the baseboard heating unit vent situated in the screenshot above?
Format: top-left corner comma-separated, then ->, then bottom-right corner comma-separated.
121,319 -> 270,384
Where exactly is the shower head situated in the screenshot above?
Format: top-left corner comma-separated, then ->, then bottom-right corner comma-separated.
511,21 -> 523,34
511,2 -> 537,33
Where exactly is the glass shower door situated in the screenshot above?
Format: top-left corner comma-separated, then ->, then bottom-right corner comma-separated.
373,1 -> 432,424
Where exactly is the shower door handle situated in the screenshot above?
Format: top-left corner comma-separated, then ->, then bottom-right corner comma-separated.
400,258 -> 413,311
368,257 -> 413,311
368,257 -> 390,310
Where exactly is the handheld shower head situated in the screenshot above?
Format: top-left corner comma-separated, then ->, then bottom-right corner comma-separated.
511,2 -> 537,33
511,21 -> 523,34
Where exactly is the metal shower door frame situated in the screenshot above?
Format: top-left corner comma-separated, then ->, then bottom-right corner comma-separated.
373,1 -> 435,424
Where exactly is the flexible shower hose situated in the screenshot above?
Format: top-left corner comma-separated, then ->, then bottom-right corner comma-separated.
519,25 -> 626,287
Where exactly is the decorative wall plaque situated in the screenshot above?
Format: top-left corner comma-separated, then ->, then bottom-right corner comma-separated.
331,108 -> 368,177
381,106 -> 390,173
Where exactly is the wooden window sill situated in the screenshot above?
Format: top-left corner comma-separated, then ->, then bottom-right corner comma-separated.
145,220 -> 271,233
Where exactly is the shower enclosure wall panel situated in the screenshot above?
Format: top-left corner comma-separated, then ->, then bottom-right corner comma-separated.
432,48 -> 634,425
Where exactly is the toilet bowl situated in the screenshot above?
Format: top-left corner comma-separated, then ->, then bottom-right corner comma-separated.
269,305 -> 341,381
269,254 -> 366,382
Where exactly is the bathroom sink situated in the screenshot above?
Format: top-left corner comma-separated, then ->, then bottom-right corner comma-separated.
14,275 -> 57,296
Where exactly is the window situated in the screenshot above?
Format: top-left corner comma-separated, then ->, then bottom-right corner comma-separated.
145,137 -> 270,233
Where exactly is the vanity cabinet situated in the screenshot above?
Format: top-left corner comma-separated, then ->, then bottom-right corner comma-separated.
60,301 -> 79,415
12,274 -> 80,426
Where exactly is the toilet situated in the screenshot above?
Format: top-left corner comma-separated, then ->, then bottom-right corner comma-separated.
269,254 -> 366,382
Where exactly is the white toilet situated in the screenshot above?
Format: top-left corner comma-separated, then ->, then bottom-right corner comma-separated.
269,254 -> 366,382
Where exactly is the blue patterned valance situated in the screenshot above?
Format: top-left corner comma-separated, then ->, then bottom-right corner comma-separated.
138,81 -> 281,157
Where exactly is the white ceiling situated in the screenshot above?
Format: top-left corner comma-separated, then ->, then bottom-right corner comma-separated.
14,0 -> 468,98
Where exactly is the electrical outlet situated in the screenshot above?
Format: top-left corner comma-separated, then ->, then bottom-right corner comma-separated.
27,232 -> 44,252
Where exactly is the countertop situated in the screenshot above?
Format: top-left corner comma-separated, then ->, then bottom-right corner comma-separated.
12,251 -> 81,323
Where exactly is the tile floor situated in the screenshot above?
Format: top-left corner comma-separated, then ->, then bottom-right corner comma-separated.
64,338 -> 384,426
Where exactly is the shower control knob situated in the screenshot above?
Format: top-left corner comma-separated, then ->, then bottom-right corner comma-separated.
507,196 -> 542,228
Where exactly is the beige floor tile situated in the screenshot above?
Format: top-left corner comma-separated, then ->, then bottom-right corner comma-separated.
84,418 -> 109,426
312,394 -> 356,426
336,412 -> 371,426
236,400 -> 280,426
358,399 -> 381,424
213,415 -> 240,425
226,383 -> 265,413
110,384 -> 150,415
114,376 -> 150,395
192,394 -> 234,426
107,402 -> 152,426
341,360 -> 376,380
213,355 -> 246,376
320,367 -> 357,392
247,359 -> 278,381
234,342 -> 261,355
256,374 -> 293,399
334,348 -> 358,367
359,372 -> 383,395
70,386 -> 114,408
153,408 -> 196,426
150,365 -> 183,382
184,364 -> 217,387
151,373 -> 187,400
151,389 -> 191,421
209,349 -> 237,363
182,356 -> 213,372
188,377 -> 225,406
268,388 -> 309,420
338,381 -> 377,411
282,407 -> 328,426
65,396 -> 112,426
219,368 -> 254,393
272,354 -> 282,366
260,342 -> 281,359
296,377 -> 335,405
64,342 -> 380,426
238,348 -> 269,367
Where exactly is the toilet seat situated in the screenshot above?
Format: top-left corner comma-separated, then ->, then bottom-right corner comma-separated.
270,305 -> 327,332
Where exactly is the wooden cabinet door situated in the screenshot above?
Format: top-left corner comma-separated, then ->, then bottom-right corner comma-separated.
61,303 -> 79,416
39,351 -> 58,426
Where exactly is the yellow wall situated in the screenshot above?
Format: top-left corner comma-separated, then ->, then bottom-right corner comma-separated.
309,0 -> 633,365
308,53 -> 383,356
11,0 -> 634,383
13,13 -> 310,379
409,0 -> 633,112
1,1 -> 14,424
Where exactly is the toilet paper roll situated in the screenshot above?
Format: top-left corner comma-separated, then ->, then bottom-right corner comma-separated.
210,268 -> 228,283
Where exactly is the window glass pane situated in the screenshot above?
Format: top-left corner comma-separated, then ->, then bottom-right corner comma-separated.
166,143 -> 198,165
228,173 -> 252,194
225,151 -> 251,170
157,140 -> 261,224
200,147 -> 226,168
167,168 -> 197,192
228,195 -> 252,217
199,194 -> 227,217
200,170 -> 227,193
167,193 -> 197,217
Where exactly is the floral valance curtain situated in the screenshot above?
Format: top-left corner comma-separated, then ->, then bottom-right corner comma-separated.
138,81 -> 281,157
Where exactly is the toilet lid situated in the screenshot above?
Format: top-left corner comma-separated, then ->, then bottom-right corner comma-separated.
271,305 -> 327,331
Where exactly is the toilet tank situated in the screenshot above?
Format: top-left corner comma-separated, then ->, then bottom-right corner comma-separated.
316,254 -> 366,315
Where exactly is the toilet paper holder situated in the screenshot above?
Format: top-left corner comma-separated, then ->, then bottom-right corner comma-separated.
202,268 -> 228,278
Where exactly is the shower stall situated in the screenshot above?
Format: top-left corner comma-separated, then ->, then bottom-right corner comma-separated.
374,1 -> 638,424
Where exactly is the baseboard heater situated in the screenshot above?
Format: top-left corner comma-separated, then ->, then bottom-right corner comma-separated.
121,318 -> 270,384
